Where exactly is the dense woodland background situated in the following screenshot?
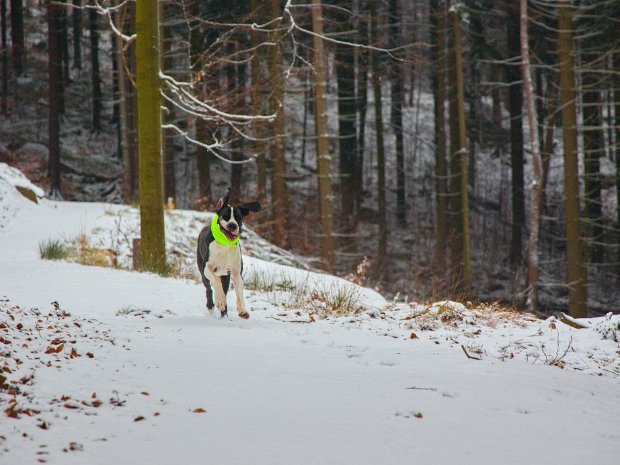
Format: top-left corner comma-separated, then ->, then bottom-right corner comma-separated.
1,0 -> 619,316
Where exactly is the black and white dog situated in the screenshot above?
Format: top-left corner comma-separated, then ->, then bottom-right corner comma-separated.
196,189 -> 261,319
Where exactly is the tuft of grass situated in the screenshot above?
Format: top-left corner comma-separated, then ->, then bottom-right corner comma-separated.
39,239 -> 70,260
244,269 -> 297,293
247,268 -> 364,317
75,234 -> 117,268
306,281 -> 363,317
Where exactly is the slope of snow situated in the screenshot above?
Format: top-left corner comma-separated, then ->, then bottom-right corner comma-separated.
1,164 -> 619,465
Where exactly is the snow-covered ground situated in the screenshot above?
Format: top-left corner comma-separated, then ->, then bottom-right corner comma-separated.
1,163 -> 619,465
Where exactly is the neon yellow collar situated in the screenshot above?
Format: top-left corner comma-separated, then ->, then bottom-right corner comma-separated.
211,213 -> 239,246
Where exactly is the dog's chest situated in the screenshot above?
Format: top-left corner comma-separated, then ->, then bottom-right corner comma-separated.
208,242 -> 241,276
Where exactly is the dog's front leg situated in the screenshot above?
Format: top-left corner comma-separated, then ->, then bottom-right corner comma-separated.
205,264 -> 227,315
231,271 -> 249,319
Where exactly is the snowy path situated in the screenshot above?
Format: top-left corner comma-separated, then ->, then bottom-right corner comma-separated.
1,172 -> 619,464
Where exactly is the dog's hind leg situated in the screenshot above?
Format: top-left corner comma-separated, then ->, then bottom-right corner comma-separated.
231,271 -> 249,319
219,275 -> 230,318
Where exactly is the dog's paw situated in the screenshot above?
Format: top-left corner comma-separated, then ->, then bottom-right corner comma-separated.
215,294 -> 227,312
238,310 -> 249,320
220,308 -> 228,319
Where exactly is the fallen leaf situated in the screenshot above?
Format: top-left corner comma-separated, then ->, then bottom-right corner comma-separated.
134,416 -> 145,422
193,408 -> 206,413
86,352 -> 94,358
414,412 -> 423,419
140,391 -> 150,396
37,421 -> 49,430
55,344 -> 64,353
549,322 -> 557,330
409,332 -> 418,339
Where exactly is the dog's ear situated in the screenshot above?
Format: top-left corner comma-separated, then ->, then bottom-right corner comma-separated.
238,201 -> 261,217
215,188 -> 232,211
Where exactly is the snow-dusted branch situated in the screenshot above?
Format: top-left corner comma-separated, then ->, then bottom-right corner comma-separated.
162,123 -> 255,165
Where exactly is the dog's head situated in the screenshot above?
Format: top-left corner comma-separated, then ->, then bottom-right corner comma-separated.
213,188 -> 261,242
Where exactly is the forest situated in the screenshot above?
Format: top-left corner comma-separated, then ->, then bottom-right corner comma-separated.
1,0 -> 619,318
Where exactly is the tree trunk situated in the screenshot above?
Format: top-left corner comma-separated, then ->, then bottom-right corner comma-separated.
60,1 -> 70,89
10,0 -> 23,76
72,0 -> 81,69
447,2 -> 461,280
136,0 -> 166,273
89,7 -> 102,133
558,0 -> 587,317
431,0 -> 447,272
47,1 -> 63,198
116,0 -> 137,203
250,0 -> 266,204
506,1 -> 525,267
188,0 -> 211,204
520,0 -> 543,313
448,4 -> 471,291
311,0 -> 335,271
582,69 -> 603,263
1,0 -> 7,114
268,0 -> 288,247
354,2 -> 368,219
371,3 -> 386,275
615,51 -> 620,262
160,2 -> 176,204
230,44 -> 243,197
390,0 -> 405,224
335,19 -> 357,229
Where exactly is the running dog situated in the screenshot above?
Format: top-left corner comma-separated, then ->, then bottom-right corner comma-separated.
196,188 -> 261,319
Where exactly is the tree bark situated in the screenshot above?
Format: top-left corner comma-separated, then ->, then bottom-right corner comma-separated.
558,0 -> 587,317
311,0 -> 335,271
136,0 -> 166,273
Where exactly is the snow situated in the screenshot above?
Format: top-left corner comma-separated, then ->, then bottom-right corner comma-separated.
1,164 -> 619,465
